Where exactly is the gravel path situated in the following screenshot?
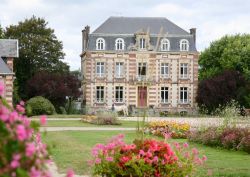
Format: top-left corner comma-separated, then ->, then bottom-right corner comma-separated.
47,161 -> 89,177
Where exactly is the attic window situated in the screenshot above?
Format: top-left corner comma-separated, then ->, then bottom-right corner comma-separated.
139,38 -> 146,49
96,38 -> 105,50
180,39 -> 189,51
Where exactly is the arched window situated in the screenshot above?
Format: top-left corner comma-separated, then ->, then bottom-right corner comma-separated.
96,38 -> 105,50
115,38 -> 125,50
180,39 -> 189,51
161,38 -> 170,51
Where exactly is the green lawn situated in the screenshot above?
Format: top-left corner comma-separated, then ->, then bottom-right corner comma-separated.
39,120 -> 140,127
42,131 -> 250,177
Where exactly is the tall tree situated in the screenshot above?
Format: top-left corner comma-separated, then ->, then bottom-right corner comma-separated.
196,70 -> 250,113
199,34 -> 250,80
4,16 -> 69,100
26,71 -> 80,111
0,24 -> 4,38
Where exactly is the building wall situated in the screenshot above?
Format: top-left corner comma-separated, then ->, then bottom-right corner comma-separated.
82,51 -> 198,114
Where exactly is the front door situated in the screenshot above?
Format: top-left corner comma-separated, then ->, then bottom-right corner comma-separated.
138,86 -> 147,107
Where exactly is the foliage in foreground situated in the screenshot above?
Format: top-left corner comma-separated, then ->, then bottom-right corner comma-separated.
90,134 -> 206,177
188,126 -> 250,153
146,121 -> 190,139
26,96 -> 56,116
0,87 -> 50,176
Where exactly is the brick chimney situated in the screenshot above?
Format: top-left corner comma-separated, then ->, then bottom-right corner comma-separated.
82,25 -> 90,52
6,57 -> 14,72
190,28 -> 196,44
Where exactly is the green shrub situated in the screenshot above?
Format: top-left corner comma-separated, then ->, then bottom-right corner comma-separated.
26,96 -> 56,116
93,111 -> 120,125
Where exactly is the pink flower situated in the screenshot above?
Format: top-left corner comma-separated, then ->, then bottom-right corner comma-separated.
29,167 -> 41,177
163,132 -> 171,139
0,106 -> 9,121
20,101 -> 25,106
40,115 -> 47,125
106,156 -> 113,162
0,82 -> 4,96
16,125 -> 27,141
26,142 -> 36,157
139,149 -> 145,156
10,160 -> 20,168
16,104 -> 25,114
95,158 -> 101,164
120,156 -> 130,164
202,155 -> 207,161
153,156 -> 159,163
183,142 -> 189,148
192,148 -> 199,155
66,169 -> 74,177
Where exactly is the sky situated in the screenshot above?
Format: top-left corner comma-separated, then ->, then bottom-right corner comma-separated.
0,0 -> 250,70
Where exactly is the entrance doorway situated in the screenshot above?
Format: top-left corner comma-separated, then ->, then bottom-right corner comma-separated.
138,86 -> 147,107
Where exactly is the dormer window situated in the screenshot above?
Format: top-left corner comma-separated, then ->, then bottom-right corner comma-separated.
115,38 -> 125,50
180,39 -> 189,51
161,38 -> 170,51
139,38 -> 146,49
96,38 -> 105,50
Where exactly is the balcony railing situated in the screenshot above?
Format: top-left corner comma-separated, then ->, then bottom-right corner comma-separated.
131,75 -> 156,83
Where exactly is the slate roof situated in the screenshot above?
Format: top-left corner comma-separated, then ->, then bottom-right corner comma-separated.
0,39 -> 19,58
92,17 -> 189,35
0,57 -> 13,74
87,17 -> 197,52
0,39 -> 18,75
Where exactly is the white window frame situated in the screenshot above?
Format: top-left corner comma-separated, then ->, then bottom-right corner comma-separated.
96,86 -> 104,103
161,38 -> 170,51
115,86 -> 123,103
96,62 -> 105,77
160,63 -> 169,78
161,87 -> 169,103
180,63 -> 188,79
180,39 -> 189,51
180,87 -> 188,104
115,38 -> 125,50
139,38 -> 146,49
96,38 -> 105,50
115,62 -> 124,78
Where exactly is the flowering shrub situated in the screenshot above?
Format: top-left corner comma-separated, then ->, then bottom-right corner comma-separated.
188,127 -> 250,153
0,83 -> 51,176
90,134 -> 206,177
146,121 -> 190,138
82,111 -> 120,125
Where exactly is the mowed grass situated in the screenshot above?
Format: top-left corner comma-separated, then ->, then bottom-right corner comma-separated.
39,120 -> 140,127
42,131 -> 250,177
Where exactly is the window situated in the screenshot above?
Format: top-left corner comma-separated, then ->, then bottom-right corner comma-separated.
96,62 -> 105,77
115,86 -> 123,103
180,39 -> 189,51
115,62 -> 124,78
139,38 -> 146,49
115,38 -> 125,50
161,38 -> 170,51
161,63 -> 169,78
180,63 -> 188,79
180,87 -> 188,104
138,63 -> 147,76
96,38 -> 105,50
96,86 -> 104,103
161,87 -> 169,103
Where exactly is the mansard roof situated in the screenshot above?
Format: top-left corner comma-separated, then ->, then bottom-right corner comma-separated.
92,17 -> 189,35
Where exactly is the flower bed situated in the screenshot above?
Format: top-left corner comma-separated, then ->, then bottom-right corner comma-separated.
90,134 -> 206,177
81,111 -> 120,125
188,127 -> 250,153
146,121 -> 190,138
